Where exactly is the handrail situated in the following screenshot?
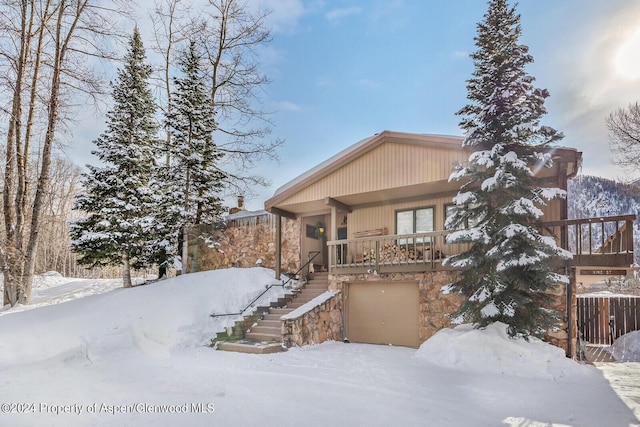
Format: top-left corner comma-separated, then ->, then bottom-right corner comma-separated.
541,214 -> 636,227
210,281 -> 285,318
210,251 -> 322,318
282,250 -> 321,288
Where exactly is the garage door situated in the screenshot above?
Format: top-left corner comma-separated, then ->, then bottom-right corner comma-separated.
346,282 -> 419,348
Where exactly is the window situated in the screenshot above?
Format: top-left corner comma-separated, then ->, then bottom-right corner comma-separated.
396,207 -> 434,244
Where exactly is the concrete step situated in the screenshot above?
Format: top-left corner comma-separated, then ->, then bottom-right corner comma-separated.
307,278 -> 328,283
245,331 -> 281,342
258,319 -> 281,327
303,282 -> 328,288
286,303 -> 306,309
269,308 -> 294,316
298,289 -> 326,298
217,340 -> 286,354
304,280 -> 327,286
262,313 -> 282,321
250,326 -> 280,335
287,298 -> 316,307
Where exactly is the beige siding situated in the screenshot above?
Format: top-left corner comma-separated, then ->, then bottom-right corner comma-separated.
347,194 -> 564,237
280,142 -> 467,206
348,195 -> 457,237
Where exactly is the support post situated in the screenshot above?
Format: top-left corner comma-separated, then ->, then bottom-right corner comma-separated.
275,214 -> 282,280
567,266 -> 576,358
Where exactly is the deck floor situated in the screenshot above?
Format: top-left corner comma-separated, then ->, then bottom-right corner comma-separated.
584,345 -> 617,363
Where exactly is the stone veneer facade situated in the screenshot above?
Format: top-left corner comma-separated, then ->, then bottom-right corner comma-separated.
282,270 -> 575,356
193,209 -> 576,356
192,211 -> 301,273
281,293 -> 344,347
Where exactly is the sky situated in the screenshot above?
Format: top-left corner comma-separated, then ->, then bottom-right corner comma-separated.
72,0 -> 640,211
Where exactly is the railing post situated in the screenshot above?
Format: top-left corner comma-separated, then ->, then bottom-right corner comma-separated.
275,214 -> 282,280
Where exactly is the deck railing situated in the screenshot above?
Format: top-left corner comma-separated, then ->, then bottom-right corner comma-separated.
327,230 -> 465,274
327,214 -> 636,274
540,214 -> 636,266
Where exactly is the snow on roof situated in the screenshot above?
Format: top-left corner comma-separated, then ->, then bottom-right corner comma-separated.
225,209 -> 270,221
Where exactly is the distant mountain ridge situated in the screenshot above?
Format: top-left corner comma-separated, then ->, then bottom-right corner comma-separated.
567,175 -> 640,263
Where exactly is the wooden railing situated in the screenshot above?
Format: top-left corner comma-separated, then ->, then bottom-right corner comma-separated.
327,214 -> 636,273
327,230 -> 466,274
540,214 -> 636,267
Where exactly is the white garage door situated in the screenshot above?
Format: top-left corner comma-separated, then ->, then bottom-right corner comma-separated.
346,282 -> 419,348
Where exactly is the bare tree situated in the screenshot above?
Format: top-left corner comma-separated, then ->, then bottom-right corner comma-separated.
606,102 -> 640,173
196,0 -> 282,197
37,155 -> 82,275
0,0 -> 128,305
149,0 -> 192,167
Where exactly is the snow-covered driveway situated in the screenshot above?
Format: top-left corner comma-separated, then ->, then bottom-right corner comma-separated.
599,362 -> 640,422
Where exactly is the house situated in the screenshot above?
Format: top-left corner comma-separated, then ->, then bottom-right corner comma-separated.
263,130 -> 635,356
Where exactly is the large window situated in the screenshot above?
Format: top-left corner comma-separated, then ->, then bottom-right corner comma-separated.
396,207 -> 434,243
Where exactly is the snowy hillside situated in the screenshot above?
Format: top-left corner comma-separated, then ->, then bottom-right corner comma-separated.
0,268 -> 638,426
568,175 -> 640,262
569,175 -> 640,220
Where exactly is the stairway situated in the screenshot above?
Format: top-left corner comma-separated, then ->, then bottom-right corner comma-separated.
216,272 -> 329,354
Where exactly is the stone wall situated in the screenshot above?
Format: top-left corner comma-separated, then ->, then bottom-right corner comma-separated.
281,293 -> 343,347
327,270 -> 573,354
192,211 -> 301,273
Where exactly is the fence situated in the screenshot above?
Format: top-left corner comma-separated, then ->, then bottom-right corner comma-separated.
577,296 -> 640,345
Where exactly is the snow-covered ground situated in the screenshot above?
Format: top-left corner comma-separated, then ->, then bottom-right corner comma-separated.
0,268 -> 638,427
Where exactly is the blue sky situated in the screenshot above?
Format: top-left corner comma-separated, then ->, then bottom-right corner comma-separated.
74,1 -> 640,211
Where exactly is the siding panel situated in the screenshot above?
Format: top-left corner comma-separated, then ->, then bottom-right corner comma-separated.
280,142 -> 468,206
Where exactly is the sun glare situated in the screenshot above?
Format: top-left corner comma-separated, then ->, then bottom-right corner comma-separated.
615,25 -> 640,80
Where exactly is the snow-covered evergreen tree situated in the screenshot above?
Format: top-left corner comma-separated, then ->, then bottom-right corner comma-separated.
164,40 -> 225,273
71,28 -> 162,288
444,0 -> 572,337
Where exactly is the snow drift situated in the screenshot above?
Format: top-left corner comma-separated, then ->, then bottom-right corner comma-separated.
416,322 -> 595,380
0,267 -> 287,365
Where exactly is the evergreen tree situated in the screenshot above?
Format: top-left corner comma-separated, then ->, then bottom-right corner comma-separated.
71,27 -> 162,288
165,40 -> 225,273
444,0 -> 572,337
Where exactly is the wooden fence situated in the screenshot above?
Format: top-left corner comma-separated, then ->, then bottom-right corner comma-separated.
577,296 -> 640,345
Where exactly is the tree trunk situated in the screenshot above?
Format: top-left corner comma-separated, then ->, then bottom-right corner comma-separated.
22,0 -> 86,304
182,226 -> 189,274
3,0 -> 33,306
123,253 -> 132,288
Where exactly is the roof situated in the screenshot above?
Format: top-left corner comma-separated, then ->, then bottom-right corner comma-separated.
226,209 -> 270,221
265,130 -> 465,211
264,130 -> 582,215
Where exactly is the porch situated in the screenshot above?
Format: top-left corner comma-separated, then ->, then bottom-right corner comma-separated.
326,214 -> 636,274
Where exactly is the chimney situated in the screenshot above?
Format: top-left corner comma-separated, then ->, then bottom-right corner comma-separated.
229,195 -> 245,215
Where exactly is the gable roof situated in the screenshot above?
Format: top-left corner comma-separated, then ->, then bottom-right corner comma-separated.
264,130 -> 582,217
265,130 -> 465,211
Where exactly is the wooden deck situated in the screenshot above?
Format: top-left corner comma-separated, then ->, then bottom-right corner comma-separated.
584,345 -> 617,364
327,214 -> 636,274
